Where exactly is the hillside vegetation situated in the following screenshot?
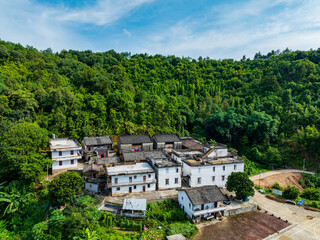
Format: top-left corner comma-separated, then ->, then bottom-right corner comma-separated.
0,40 -> 319,176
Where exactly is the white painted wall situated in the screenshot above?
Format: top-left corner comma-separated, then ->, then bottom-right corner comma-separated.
111,183 -> 156,196
207,148 -> 228,158
186,162 -> 244,188
52,159 -> 78,170
178,190 -> 194,218
182,162 -> 192,177
85,182 -> 99,193
111,173 -> 155,185
157,166 -> 181,190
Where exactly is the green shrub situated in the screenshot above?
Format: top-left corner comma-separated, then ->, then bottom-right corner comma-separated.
167,222 -> 198,238
283,186 -> 300,200
146,200 -> 186,223
301,188 -> 320,201
144,219 -> 158,229
272,182 -> 283,191
75,195 -> 96,207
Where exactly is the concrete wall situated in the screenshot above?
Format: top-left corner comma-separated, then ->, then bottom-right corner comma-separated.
52,149 -> 81,158
225,203 -> 257,216
182,162 -> 192,176
142,143 -> 153,151
173,142 -> 182,149
157,166 -> 181,190
111,183 -> 156,196
52,159 -> 78,170
111,173 -> 155,185
85,182 -> 99,193
178,190 -> 194,218
188,162 -> 244,188
207,148 -> 228,158
119,144 -> 132,152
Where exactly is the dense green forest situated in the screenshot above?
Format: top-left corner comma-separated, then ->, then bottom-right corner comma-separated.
0,40 -> 320,238
1,40 -> 319,172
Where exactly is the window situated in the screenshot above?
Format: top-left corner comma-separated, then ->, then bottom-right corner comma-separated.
134,186 -> 137,189
70,150 -> 74,155
213,167 -> 215,172
59,151 -> 62,156
212,176 -> 215,182
71,160 -> 74,165
175,178 -> 179,184
59,161 -> 62,166
189,203 -> 191,209
115,178 -> 118,184
129,177 -> 132,183
222,175 -> 225,181
116,187 -> 120,191
148,184 -> 150,188
165,179 -> 169,185
166,168 -> 169,173
198,168 -> 201,173
197,177 -> 201,184
148,174 -> 151,178
234,165 -> 237,170
223,166 -> 225,171
134,175 -> 137,179
176,168 -> 179,173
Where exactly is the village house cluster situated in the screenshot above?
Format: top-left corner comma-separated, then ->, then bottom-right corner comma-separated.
49,133 -> 244,221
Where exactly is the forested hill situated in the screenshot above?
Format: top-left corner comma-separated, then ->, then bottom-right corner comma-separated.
0,40 -> 319,170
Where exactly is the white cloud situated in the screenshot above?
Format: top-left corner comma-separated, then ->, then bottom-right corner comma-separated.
0,0 -> 152,51
123,28 -> 132,37
138,0 -> 320,59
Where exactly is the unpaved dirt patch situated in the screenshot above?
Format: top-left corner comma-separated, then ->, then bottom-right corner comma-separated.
194,211 -> 291,240
252,172 -> 303,192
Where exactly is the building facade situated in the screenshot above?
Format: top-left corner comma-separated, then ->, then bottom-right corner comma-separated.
152,133 -> 182,150
49,138 -> 82,172
82,136 -> 113,161
148,157 -> 182,190
178,186 -> 227,222
118,135 -> 153,153
106,162 -> 156,196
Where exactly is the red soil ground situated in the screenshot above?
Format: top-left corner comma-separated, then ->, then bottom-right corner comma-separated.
194,211 -> 291,240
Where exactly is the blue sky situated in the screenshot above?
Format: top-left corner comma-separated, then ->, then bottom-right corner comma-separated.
1,0 -> 320,59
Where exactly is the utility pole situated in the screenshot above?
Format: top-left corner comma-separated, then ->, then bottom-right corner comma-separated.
47,165 -> 49,181
303,159 -> 305,173
259,170 -> 261,187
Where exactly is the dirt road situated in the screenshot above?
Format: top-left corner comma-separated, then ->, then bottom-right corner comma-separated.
250,170 -> 320,240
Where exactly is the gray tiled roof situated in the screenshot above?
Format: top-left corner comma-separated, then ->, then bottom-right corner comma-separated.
122,151 -> 165,162
182,185 -> 227,205
96,157 -> 121,165
118,134 -> 152,144
82,136 -> 113,146
152,133 -> 181,143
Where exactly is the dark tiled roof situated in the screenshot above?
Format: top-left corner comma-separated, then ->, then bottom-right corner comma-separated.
181,139 -> 204,150
96,157 -> 121,165
153,133 -> 181,143
83,136 -> 113,146
182,185 -> 227,205
122,151 -> 165,162
118,134 -> 152,144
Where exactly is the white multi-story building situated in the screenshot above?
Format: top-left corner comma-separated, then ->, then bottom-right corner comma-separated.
182,145 -> 244,188
148,157 -> 182,190
178,185 -> 227,222
106,162 -> 156,196
49,138 -> 82,173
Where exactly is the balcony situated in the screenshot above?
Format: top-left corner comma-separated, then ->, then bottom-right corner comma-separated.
108,179 -> 156,188
192,206 -> 226,217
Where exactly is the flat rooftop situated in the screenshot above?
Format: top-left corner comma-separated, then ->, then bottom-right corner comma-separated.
183,157 -> 244,166
172,149 -> 203,156
149,158 -> 181,168
107,162 -> 154,176
50,138 -> 81,150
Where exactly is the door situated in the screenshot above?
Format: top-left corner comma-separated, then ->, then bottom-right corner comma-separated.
129,177 -> 132,183
201,204 -> 204,210
129,187 -> 132,193
143,186 -> 146,192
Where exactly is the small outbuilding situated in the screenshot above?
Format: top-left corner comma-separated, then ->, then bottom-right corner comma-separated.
165,233 -> 187,240
120,198 -> 147,218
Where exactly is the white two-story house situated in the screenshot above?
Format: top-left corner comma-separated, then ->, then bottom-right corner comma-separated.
106,162 -> 156,196
178,185 -> 227,222
49,138 -> 82,173
147,157 -> 182,190
182,145 -> 244,188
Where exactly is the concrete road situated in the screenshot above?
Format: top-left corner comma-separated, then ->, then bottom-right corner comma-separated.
250,170 -> 320,240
